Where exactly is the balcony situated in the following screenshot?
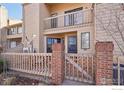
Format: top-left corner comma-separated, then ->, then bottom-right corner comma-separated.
44,9 -> 93,34
7,29 -> 23,39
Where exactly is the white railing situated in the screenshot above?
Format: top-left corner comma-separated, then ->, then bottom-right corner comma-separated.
44,9 -> 93,30
113,56 -> 124,85
1,53 -> 52,77
65,53 -> 95,83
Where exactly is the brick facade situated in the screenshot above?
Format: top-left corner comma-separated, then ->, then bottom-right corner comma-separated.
95,42 -> 114,85
51,43 -> 64,85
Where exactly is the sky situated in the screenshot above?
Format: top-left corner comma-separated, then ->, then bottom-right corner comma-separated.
1,3 -> 22,20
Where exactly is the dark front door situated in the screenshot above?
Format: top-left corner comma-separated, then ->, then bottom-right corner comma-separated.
68,36 -> 77,53
47,38 -> 61,53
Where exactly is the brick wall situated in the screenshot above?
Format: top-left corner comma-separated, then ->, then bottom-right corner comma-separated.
95,42 -> 114,85
51,43 -> 64,85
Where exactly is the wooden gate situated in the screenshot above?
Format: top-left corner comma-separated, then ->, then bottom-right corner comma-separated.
65,53 -> 95,84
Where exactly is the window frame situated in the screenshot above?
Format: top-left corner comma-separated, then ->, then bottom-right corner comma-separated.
81,32 -> 90,49
51,13 -> 58,28
64,7 -> 83,26
67,35 -> 77,53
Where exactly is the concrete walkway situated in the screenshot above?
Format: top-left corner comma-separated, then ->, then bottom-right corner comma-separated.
62,79 -> 94,85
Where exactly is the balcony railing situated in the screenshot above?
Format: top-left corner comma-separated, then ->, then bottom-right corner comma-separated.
7,30 -> 23,35
44,9 -> 93,30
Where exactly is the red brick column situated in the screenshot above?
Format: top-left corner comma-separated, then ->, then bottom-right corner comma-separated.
51,43 -> 64,85
95,42 -> 114,85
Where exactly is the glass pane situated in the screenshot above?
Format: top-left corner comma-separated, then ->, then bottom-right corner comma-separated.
74,12 -> 83,25
68,36 -> 77,53
81,32 -> 90,49
10,41 -> 16,48
18,27 -> 22,34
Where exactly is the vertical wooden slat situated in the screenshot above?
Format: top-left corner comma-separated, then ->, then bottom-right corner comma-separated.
25,54 -> 27,71
77,56 -> 79,81
87,56 -> 89,80
72,56 -> 75,80
44,55 -> 46,75
82,55 -> 84,81
18,54 -> 20,70
65,55 -> 67,77
31,54 -> 33,72
35,55 -> 38,73
41,55 -> 43,74
23,54 -> 25,70
91,56 -> 94,80
48,55 -> 50,76
118,57 -> 120,85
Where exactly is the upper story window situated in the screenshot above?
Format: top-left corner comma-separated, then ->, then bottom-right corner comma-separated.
7,26 -> 22,35
64,7 -> 83,26
8,27 -> 17,35
81,32 -> 90,49
51,13 -> 58,28
18,26 -> 22,34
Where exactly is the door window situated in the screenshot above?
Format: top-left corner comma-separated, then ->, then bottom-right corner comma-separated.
68,36 -> 77,53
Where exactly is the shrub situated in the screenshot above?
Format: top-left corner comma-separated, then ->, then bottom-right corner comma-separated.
0,59 -> 4,74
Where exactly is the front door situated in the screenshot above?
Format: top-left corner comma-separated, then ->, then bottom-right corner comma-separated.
47,38 -> 61,53
68,36 -> 77,53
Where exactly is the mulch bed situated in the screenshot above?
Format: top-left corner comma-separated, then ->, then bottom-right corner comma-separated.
0,73 -> 45,85
12,76 -> 40,85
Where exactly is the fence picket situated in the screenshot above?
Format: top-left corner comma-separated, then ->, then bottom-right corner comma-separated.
0,53 -> 52,77
65,53 -> 94,83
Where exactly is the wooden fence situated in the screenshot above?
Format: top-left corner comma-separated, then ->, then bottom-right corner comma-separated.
65,53 -> 95,83
1,52 -> 124,85
0,53 -> 52,77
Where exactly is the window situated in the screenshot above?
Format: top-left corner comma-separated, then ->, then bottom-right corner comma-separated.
10,27 -> 17,35
81,32 -> 90,49
68,36 -> 77,53
10,41 -> 17,48
51,13 -> 58,28
18,26 -> 22,34
64,7 -> 83,26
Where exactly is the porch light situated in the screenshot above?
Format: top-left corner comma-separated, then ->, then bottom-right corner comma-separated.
33,34 -> 36,38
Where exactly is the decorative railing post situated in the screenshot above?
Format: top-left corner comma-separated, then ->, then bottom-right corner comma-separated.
51,43 -> 64,85
95,42 -> 114,85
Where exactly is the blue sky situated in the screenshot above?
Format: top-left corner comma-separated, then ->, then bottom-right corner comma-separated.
1,3 -> 22,20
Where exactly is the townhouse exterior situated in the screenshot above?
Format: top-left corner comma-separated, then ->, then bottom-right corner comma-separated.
0,3 -> 123,57
22,3 -> 124,56
0,3 -> 124,55
0,21 -> 23,52
23,3 -> 95,54
0,5 -> 23,52
0,3 -> 124,85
